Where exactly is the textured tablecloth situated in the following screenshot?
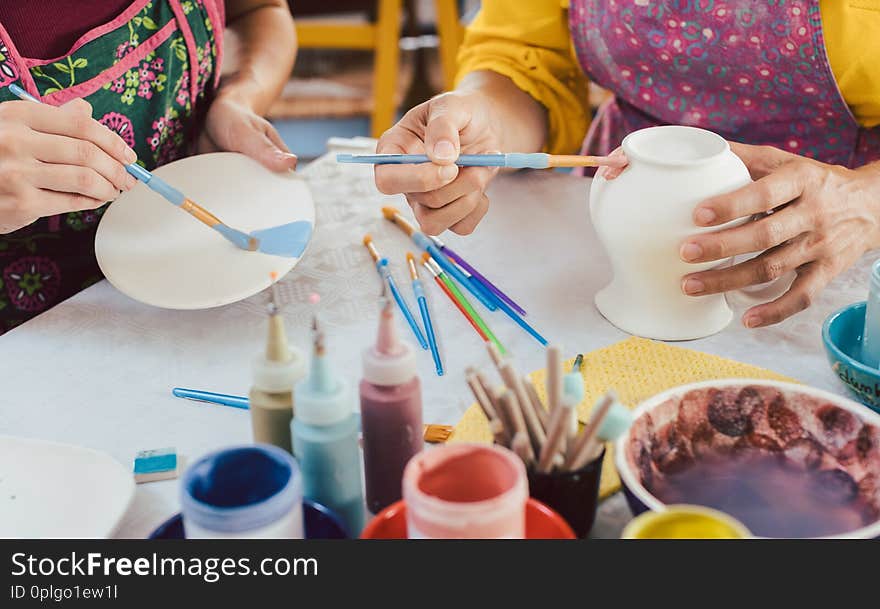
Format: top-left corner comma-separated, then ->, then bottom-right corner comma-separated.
0,138 -> 872,539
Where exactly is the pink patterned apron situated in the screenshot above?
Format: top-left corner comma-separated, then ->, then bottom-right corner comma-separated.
0,0 -> 224,333
569,0 -> 880,168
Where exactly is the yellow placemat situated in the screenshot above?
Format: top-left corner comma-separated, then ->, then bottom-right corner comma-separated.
450,336 -> 796,499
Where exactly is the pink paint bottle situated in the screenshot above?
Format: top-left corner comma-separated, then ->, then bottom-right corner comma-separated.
360,297 -> 423,514
403,443 -> 528,538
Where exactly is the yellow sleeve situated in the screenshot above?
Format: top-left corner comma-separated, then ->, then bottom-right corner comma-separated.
820,0 -> 880,128
455,0 -> 590,154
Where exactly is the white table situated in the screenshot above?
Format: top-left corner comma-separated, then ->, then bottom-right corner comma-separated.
0,141 -> 872,538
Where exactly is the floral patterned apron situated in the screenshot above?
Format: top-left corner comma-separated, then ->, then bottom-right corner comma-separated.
569,0 -> 880,168
0,0 -> 223,333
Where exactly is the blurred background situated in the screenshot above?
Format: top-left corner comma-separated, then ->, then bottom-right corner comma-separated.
254,0 -> 482,160
228,1 -> 605,160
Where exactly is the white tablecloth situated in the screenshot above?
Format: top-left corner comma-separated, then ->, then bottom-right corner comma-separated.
0,140 -> 872,538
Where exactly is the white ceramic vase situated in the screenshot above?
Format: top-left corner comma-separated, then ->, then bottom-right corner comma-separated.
590,125 -> 753,340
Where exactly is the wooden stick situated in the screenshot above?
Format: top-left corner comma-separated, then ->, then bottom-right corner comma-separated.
546,345 -> 563,415
537,398 -> 573,473
511,431 -> 534,467
486,341 -> 504,368
476,371 -> 511,436
523,375 -> 548,432
564,393 -> 615,471
465,369 -> 510,446
498,390 -> 534,463
499,362 -> 546,454
488,418 -> 508,447
465,368 -> 498,421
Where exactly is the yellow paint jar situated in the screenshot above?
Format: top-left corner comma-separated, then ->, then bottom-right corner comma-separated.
622,505 -> 752,539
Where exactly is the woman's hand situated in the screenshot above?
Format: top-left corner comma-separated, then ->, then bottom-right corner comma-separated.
197,95 -> 297,172
0,98 -> 137,234
374,90 -> 504,235
680,142 -> 880,328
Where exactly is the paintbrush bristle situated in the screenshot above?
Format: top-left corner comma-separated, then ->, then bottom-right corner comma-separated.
381,207 -> 398,220
421,252 -> 431,263
423,424 -> 453,443
363,234 -> 373,246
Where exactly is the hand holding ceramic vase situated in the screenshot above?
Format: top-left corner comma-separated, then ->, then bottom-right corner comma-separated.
590,125 -> 789,340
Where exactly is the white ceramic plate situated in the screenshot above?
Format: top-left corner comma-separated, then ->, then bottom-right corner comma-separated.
0,436 -> 134,538
95,152 -> 315,309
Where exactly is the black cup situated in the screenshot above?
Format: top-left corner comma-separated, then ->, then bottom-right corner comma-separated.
527,447 -> 605,538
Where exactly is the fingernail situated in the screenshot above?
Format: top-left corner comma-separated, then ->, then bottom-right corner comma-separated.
680,242 -> 703,262
744,315 -> 761,328
125,174 -> 137,190
433,140 -> 456,161
682,278 -> 705,295
439,164 -> 458,182
695,207 -> 716,225
124,147 -> 137,164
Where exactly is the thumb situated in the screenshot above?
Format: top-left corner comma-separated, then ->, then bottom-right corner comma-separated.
238,122 -> 297,173
424,94 -> 469,165
729,141 -> 790,180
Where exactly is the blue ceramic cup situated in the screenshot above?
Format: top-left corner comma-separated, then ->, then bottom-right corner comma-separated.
181,444 -> 304,539
823,301 -> 880,413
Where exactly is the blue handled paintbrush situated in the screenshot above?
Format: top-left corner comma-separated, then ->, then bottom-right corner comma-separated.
8,84 -> 310,258
337,152 -> 624,169
363,235 -> 429,350
406,252 -> 443,376
381,207 -> 498,311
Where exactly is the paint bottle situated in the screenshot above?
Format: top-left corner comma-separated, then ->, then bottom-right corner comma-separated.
292,312 -> 365,537
403,443 -> 528,538
250,280 -> 306,453
181,444 -> 304,539
360,296 -> 423,514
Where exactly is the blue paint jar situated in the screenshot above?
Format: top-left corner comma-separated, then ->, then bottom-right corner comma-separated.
862,259 -> 880,368
181,444 -> 304,539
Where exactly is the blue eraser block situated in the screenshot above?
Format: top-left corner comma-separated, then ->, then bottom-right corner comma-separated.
133,448 -> 179,483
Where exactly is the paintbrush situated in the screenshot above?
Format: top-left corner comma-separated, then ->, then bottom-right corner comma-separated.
337,152 -> 627,169
406,252 -> 443,376
8,84 -> 311,258
170,386 -> 450,442
382,207 -> 498,311
363,235 -> 429,350
421,253 -> 506,354
429,235 -> 526,316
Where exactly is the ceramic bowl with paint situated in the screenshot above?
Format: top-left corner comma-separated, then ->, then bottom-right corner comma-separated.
615,380 -> 880,539
360,499 -> 575,539
621,504 -> 751,539
823,301 -> 880,413
589,125 -> 791,340
181,444 -> 304,539
401,443 -> 528,539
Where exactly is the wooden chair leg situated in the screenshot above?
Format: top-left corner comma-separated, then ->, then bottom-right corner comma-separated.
435,0 -> 462,91
371,0 -> 403,138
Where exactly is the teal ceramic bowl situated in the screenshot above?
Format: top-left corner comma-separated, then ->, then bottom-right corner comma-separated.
822,301 -> 880,414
